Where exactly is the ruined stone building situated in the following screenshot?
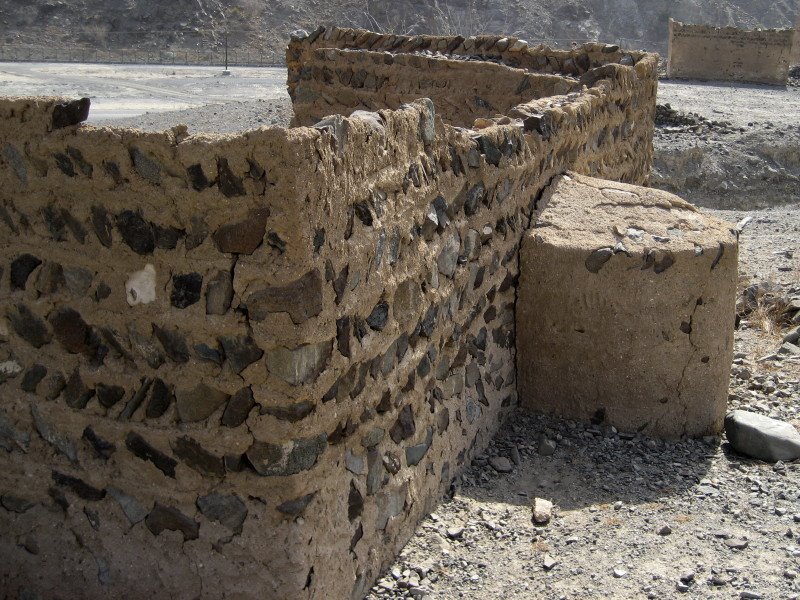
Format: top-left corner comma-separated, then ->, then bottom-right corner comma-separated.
0,27 -> 737,599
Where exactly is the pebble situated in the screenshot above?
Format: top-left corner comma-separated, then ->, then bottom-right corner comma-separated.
488,456 -> 513,473
532,498 -> 553,525
542,554 -> 558,570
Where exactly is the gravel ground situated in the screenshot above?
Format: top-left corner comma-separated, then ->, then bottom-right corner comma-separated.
100,97 -> 294,132
652,78 -> 800,210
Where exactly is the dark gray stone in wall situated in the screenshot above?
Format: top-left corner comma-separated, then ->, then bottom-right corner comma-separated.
8,304 -> 52,348
153,224 -> 183,250
262,401 -> 315,423
57,207 -> 87,243
63,369 -> 94,409
153,325 -> 190,363
48,307 -> 90,354
266,341 -> 332,386
119,379 -> 152,420
52,98 -> 90,129
125,431 -> 177,478
35,262 -> 64,295
41,205 -> 67,241
194,342 -> 223,365
405,428 -> 434,467
277,492 -> 316,517
82,426 -> 116,460
51,471 -> 105,501
107,487 -> 147,524
127,324 -> 165,369
172,436 -> 225,477
464,184 -> 486,216
63,267 -> 93,296
366,300 -> 389,331
0,494 -> 34,513
206,270 -> 233,315
186,164 -> 209,191
53,152 -> 75,177
67,146 -> 92,177
477,136 -> 502,166
197,492 -> 247,533
171,273 -> 203,309
90,206 -> 113,247
285,434 -> 328,474
366,449 -> 383,495
20,364 -> 47,393
212,209 -> 269,255
145,378 -> 173,419
185,215 -> 209,250
314,228 -> 325,253
218,335 -> 263,374
145,503 -> 199,540
31,405 -> 75,461
246,269 -> 323,324
176,383 -> 230,423
95,384 -> 125,408
0,412 -> 30,453
116,211 -> 155,255
390,405 -> 416,443
217,158 -> 246,197
221,387 -> 255,427
336,316 -> 351,358
246,434 -> 327,477
130,148 -> 161,185
3,143 -> 27,183
10,254 -> 41,290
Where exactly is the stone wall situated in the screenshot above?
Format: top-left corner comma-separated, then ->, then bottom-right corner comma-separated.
792,17 -> 800,66
667,19 -> 796,85
0,27 -> 658,600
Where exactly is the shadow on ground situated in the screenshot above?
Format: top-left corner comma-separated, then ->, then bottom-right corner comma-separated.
455,408 -> 719,511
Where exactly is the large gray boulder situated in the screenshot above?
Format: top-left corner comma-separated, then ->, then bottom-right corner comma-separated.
725,410 -> 800,462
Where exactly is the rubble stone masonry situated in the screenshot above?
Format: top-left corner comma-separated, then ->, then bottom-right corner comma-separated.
668,19 -> 796,85
0,26 -> 657,599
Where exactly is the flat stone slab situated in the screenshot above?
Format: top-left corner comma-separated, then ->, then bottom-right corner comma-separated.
725,410 -> 800,462
517,173 -> 738,438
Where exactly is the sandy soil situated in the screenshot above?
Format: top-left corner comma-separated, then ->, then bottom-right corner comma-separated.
0,62 -> 287,121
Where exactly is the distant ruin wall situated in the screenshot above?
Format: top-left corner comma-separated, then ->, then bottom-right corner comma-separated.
792,17 -> 800,66
667,19 -> 795,85
0,27 -> 657,600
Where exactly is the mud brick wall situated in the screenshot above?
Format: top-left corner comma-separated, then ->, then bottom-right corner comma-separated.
0,27 -> 658,600
668,19 -> 796,85
287,27 -> 657,185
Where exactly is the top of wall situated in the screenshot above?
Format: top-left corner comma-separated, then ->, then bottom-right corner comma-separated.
287,26 -> 658,129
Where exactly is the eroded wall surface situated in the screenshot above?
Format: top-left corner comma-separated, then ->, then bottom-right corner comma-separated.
667,19 -> 795,85
0,27 -> 657,600
518,173 -> 737,438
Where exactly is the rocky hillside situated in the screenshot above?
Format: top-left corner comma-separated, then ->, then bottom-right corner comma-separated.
1,0 -> 797,64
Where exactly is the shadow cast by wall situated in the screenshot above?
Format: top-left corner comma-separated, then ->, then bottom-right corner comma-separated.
452,407 -> 719,511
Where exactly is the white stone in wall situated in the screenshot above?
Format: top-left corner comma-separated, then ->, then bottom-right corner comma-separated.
126,264 -> 157,306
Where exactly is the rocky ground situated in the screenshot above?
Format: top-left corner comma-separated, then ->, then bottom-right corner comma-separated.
58,72 -> 800,600
652,75 -> 800,210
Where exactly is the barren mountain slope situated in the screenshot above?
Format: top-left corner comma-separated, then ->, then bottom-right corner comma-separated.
1,0 -> 797,63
